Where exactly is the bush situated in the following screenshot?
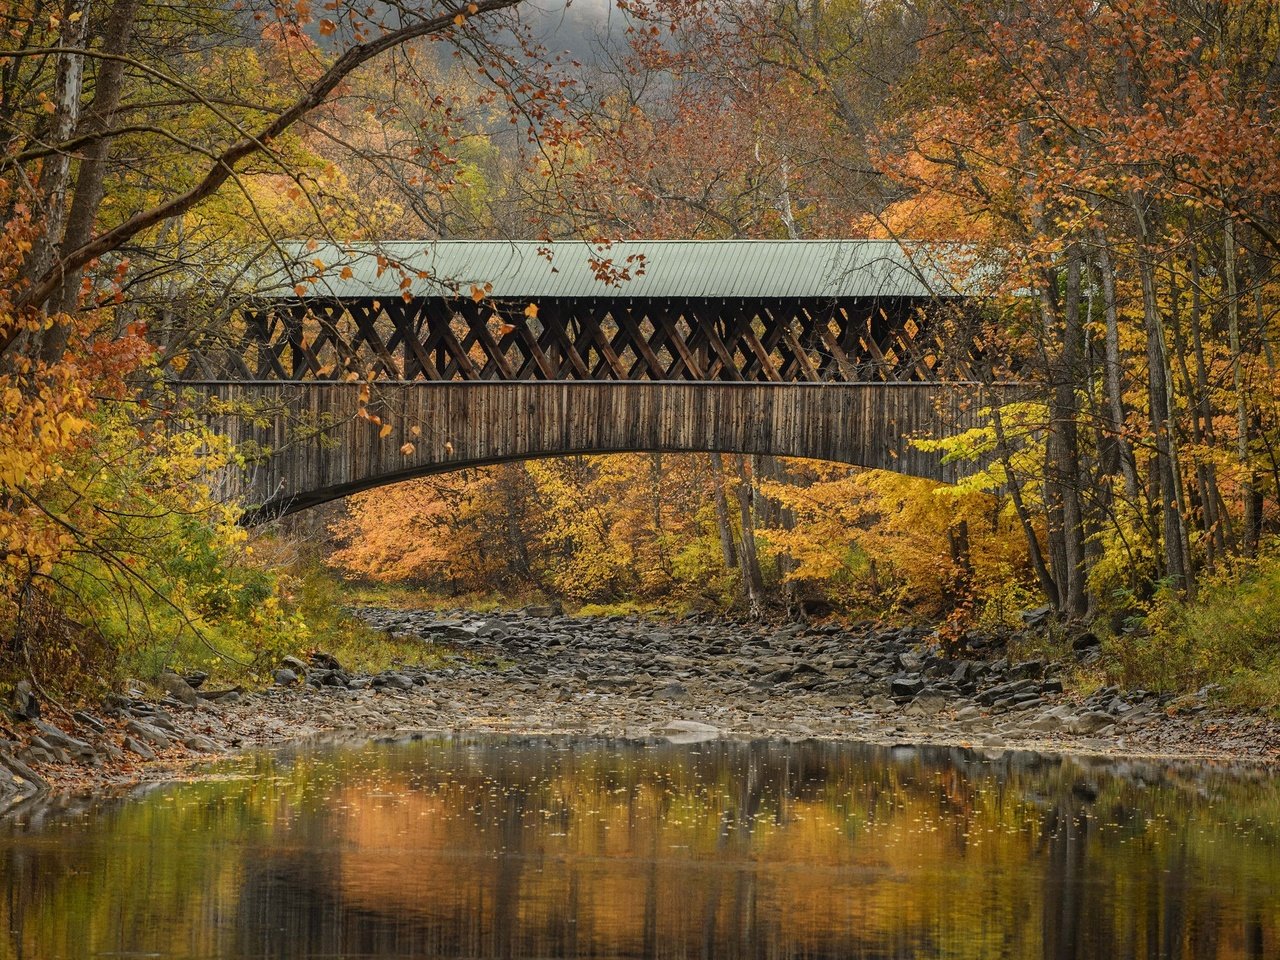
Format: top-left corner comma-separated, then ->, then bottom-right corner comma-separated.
1110,555 -> 1280,711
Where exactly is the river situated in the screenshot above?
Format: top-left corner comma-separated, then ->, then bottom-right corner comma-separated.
2,734 -> 1278,958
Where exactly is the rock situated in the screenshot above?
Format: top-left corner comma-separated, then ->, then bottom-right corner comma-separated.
374,673 -> 415,691
158,671 -> 199,707
280,655 -> 310,674
1011,659 -> 1045,680
32,720 -> 95,760
182,670 -> 209,690
123,736 -> 156,761
1066,711 -> 1115,735
890,676 -> 926,698
904,694 -> 946,717
12,680 -> 39,721
953,705 -> 983,721
1071,631 -> 1101,652
147,710 -> 178,732
125,719 -> 171,750
198,686 -> 245,701
0,749 -> 47,788
976,678 -> 1038,705
309,651 -> 343,671
1019,604 -> 1053,627
273,668 -> 300,687
73,710 -> 106,734
1026,713 -> 1064,733
653,682 -> 689,702
183,735 -> 220,753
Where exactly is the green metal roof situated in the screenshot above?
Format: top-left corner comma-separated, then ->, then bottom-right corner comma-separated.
263,240 -> 974,301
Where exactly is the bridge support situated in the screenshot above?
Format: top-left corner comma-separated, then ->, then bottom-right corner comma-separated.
183,381 -> 990,521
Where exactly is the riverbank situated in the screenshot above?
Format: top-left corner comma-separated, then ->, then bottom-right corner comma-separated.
3,607 -> 1278,808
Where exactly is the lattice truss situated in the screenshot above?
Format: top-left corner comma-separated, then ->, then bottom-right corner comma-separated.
186,296 -> 975,382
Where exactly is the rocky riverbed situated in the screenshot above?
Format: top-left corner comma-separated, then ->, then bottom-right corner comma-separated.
3,608 -> 1278,808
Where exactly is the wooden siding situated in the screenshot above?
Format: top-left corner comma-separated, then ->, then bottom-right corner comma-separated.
184,381 -> 992,522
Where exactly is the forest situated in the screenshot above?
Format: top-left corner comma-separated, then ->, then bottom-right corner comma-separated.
2,0 -> 1280,708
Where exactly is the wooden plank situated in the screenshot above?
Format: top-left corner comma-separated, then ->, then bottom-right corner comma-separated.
453,299 -> 517,380
648,306 -> 704,380
536,302 -> 592,379
185,381 -> 993,519
684,302 -> 743,381
611,305 -> 667,381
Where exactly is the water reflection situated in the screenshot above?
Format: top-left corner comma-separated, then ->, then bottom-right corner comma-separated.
2,736 -> 1278,959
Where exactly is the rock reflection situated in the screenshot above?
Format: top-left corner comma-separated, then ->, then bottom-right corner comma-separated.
1,736 -> 1278,959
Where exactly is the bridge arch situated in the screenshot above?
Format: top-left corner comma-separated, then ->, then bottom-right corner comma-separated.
188,381 -> 989,522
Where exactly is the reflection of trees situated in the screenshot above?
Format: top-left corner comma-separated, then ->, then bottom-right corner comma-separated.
2,737 -> 1278,958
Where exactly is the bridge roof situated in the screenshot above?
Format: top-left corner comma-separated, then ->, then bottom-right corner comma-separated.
269,240 -> 973,302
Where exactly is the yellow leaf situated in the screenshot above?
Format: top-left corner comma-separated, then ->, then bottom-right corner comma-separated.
453,12 -> 465,25
400,442 -> 416,455
379,423 -> 393,439
524,303 -> 538,319
410,425 -> 421,437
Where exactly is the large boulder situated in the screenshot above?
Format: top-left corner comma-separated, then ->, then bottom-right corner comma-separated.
12,680 -> 39,721
158,671 -> 199,706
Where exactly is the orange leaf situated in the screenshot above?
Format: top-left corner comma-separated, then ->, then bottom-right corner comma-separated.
340,266 -> 354,279
470,284 -> 486,302
379,423 -> 393,439
319,17 -> 336,35
523,303 -> 538,319
410,425 -> 421,437
400,442 -> 416,455
294,284 -> 307,297
499,323 -> 517,335
453,12 -> 465,25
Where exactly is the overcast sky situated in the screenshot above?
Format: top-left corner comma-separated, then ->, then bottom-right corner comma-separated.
516,0 -> 628,62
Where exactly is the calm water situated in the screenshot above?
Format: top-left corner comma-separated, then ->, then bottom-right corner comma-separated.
2,735 -> 1279,959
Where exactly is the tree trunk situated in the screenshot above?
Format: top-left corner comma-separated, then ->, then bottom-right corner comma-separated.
709,453 -> 738,570
1093,234 -> 1140,501
20,0 -> 91,349
1133,199 -> 1191,593
1059,246 -> 1089,617
1225,214 -> 1259,556
733,455 -> 765,614
40,0 -> 141,362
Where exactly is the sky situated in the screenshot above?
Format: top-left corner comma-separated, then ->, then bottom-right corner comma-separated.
517,0 -> 628,62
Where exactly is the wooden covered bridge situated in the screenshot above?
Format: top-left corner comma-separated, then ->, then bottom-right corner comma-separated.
181,240 -> 992,520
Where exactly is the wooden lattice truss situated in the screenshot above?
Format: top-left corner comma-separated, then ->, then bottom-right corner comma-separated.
186,296 -> 977,382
